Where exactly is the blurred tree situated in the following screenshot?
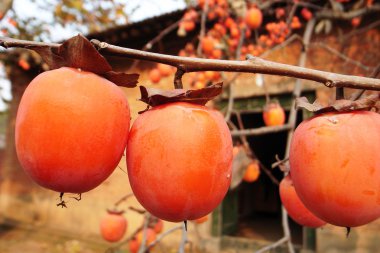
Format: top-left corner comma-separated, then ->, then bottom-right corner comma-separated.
0,0 -> 129,41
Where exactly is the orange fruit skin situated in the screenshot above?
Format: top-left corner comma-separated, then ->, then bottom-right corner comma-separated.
157,64 -> 172,77
263,103 -> 286,126
100,213 -> 127,242
201,36 -> 215,54
153,219 -> 164,234
136,228 -> 157,245
245,8 -> 263,29
193,215 -> 208,224
129,228 -> 157,253
289,111 -> 380,227
149,68 -> 161,84
243,161 -> 260,183
280,175 -> 326,228
129,239 -> 140,253
15,67 -> 130,193
127,102 -> 233,222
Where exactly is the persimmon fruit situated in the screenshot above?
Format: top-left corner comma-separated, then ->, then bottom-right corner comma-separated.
127,102 -> 233,222
301,8 -> 313,21
100,211 -> 127,242
152,219 -> 164,234
149,68 -> 161,83
263,102 -> 286,126
289,111 -> 380,227
129,228 -> 157,253
157,63 -> 172,77
193,215 -> 208,224
243,160 -> 260,183
280,175 -> 327,228
15,67 -> 130,193
245,7 -> 263,29
201,36 -> 215,54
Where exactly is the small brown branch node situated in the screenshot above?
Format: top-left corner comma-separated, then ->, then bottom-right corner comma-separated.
71,193 -> 82,201
174,68 -> 185,89
56,192 -> 67,208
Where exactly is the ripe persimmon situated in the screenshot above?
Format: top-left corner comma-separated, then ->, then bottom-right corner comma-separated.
128,228 -> 157,253
152,219 -> 164,234
351,17 -> 361,27
263,102 -> 286,126
193,215 -> 208,224
245,7 -> 263,29
157,63 -> 172,77
201,36 -> 215,54
290,111 -> 380,227
149,68 -> 161,83
15,67 -> 130,193
127,102 -> 233,222
280,175 -> 326,228
100,211 -> 127,242
243,160 -> 260,183
301,8 -> 313,21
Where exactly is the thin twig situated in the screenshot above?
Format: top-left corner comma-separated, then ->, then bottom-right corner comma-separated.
145,224 -> 183,252
224,82 -> 234,122
196,0 -> 209,56
230,124 -> 292,137
178,222 -> 188,253
350,63 -> 380,101
255,236 -> 288,253
316,4 -> 380,20
234,112 -> 280,186
138,213 -> 151,253
342,19 -> 380,41
113,193 -> 134,208
310,43 -> 374,71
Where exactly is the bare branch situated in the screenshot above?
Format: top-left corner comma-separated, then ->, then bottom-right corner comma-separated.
224,83 -> 234,122
231,124 -> 292,137
1,36 -> 380,90
196,0 -> 209,56
316,4 -> 380,20
145,224 -> 183,251
255,236 -> 288,253
310,43 -> 374,71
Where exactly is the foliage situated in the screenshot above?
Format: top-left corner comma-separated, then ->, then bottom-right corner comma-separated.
0,0 -> 128,41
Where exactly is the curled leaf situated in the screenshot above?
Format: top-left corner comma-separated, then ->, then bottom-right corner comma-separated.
28,34 -> 112,73
139,83 -> 223,107
296,93 -> 380,114
102,72 -> 139,88
26,34 -> 138,87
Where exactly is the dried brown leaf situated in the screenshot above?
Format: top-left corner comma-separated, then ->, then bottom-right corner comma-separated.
27,34 -> 139,87
296,94 -> 380,114
139,83 -> 223,107
29,34 -> 112,73
102,71 -> 138,88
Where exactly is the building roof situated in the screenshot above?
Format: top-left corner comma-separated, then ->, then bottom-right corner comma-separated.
87,9 -> 187,49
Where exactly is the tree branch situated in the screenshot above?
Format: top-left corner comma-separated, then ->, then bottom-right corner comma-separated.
0,0 -> 13,22
1,36 -> 380,90
316,4 -> 380,20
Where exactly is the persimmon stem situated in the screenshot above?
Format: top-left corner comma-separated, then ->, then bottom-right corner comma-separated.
174,68 -> 185,89
336,87 -> 345,100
